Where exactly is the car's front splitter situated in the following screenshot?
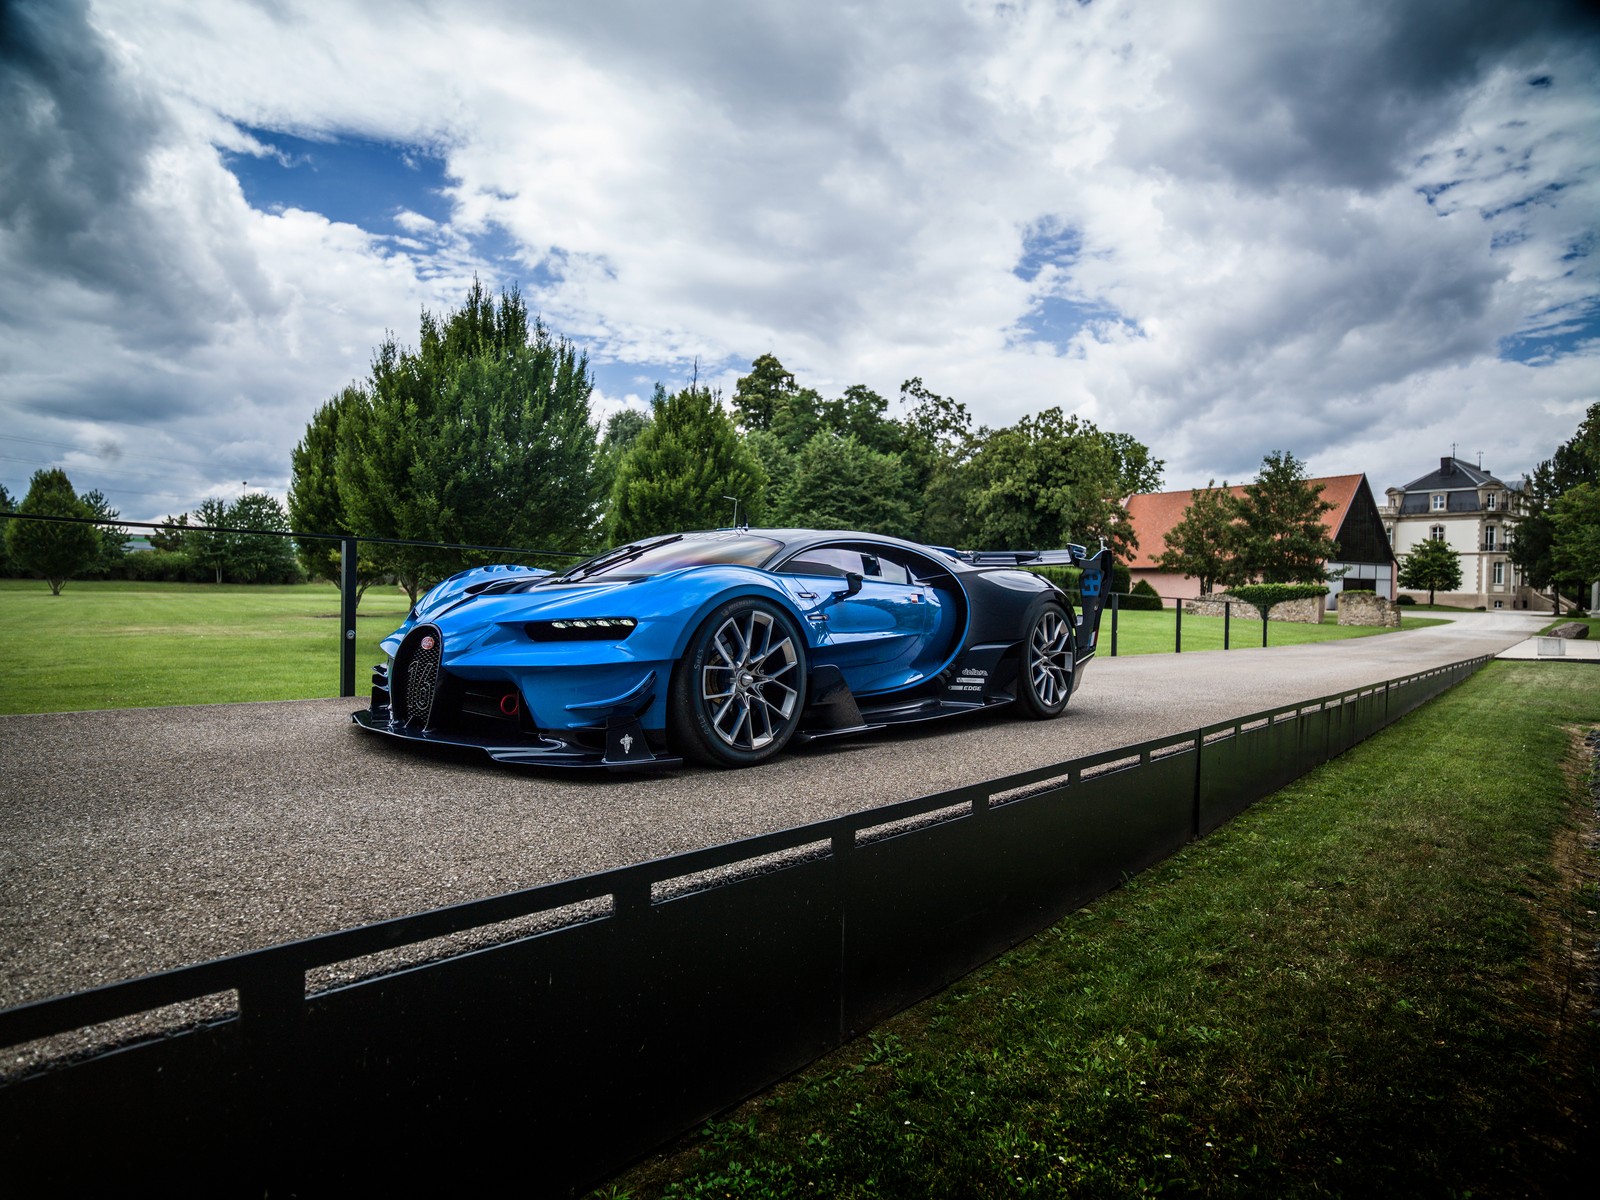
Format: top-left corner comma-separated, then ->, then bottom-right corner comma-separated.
351,708 -> 680,772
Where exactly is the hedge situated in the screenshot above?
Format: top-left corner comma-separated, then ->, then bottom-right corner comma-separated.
1226,583 -> 1328,611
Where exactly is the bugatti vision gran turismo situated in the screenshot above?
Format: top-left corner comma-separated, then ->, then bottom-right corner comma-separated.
353,529 -> 1111,769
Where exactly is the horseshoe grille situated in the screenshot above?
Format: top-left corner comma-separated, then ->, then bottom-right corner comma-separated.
395,625 -> 443,728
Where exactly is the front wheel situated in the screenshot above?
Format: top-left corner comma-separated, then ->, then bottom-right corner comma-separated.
1017,602 -> 1074,719
670,597 -> 808,767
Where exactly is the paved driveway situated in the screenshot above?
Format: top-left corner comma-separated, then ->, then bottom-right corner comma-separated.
0,610 -> 1547,1026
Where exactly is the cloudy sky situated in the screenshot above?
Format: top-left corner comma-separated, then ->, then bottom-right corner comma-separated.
2,0 -> 1597,525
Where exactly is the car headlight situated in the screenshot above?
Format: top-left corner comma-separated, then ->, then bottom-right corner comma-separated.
524,617 -> 639,642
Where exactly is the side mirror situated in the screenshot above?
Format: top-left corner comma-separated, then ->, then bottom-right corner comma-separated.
836,571 -> 863,599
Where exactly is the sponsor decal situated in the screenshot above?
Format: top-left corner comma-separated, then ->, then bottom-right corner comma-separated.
947,666 -> 988,694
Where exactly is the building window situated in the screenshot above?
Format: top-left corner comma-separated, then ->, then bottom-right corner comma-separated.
1494,599 -> 1503,609
1430,525 -> 1445,541
1485,526 -> 1496,549
1432,494 -> 1446,511
1493,562 -> 1504,585
1486,492 -> 1497,510
1386,524 -> 1394,543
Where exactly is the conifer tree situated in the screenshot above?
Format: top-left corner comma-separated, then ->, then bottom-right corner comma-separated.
608,385 -> 766,543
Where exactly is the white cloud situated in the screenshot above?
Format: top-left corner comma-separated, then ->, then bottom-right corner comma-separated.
1,0 -> 1596,523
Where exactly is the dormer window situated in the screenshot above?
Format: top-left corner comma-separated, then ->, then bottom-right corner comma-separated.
1431,494 -> 1446,511
1485,492 -> 1497,510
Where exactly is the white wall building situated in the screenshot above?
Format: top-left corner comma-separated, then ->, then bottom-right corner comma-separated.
1379,456 -> 1543,611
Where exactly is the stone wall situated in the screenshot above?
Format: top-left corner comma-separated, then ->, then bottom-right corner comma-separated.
1336,592 -> 1401,628
1182,593 -> 1327,624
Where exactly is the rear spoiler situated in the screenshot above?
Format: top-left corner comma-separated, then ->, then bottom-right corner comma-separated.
951,543 -> 1113,664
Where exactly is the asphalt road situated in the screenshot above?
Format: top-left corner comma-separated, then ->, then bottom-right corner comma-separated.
0,610 -> 1548,1039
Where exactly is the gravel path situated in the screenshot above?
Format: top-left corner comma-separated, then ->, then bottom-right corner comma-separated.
0,611 -> 1546,1037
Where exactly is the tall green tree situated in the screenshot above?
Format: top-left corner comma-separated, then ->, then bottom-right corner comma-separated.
335,283 -> 599,604
77,488 -> 129,577
227,493 -> 299,583
187,497 -> 234,584
963,408 -> 1163,556
731,353 -> 798,433
1510,402 -> 1600,610
898,377 -> 976,546
0,483 -> 16,576
1398,535 -> 1462,605
592,407 -> 653,520
4,468 -> 100,594
608,385 -> 767,543
1550,482 -> 1600,600
1155,481 -> 1239,594
770,434 -> 913,534
1227,451 -> 1339,584
288,386 -> 364,583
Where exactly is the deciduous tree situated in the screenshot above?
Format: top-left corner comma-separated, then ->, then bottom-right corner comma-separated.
1398,534 -> 1462,605
5,468 -> 99,594
1155,482 -> 1239,594
227,492 -> 299,583
964,408 -> 1163,556
770,434 -> 913,535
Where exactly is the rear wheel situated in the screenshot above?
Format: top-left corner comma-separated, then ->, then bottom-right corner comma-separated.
1017,602 -> 1073,718
670,598 -> 807,767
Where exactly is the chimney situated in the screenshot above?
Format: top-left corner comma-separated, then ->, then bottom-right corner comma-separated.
1440,456 -> 1454,475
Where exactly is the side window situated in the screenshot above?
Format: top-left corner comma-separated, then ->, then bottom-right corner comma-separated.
782,547 -> 862,577
780,545 -> 916,585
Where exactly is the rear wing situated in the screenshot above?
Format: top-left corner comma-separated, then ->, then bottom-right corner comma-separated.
952,543 -> 1113,664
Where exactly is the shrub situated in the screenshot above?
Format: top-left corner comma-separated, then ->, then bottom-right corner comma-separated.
1396,594 -> 1417,605
1228,582 -> 1327,611
1113,579 -> 1165,611
118,550 -> 206,582
1341,587 -> 1375,595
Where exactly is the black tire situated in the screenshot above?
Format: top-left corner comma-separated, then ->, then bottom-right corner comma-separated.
670,597 -> 808,767
1016,601 -> 1074,718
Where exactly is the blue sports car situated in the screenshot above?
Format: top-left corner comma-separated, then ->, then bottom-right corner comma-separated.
353,529 -> 1111,769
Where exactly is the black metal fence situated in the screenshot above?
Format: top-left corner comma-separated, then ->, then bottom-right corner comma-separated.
0,654 -> 1491,1196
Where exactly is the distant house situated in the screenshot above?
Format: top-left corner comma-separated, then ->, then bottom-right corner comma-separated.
1124,474 -> 1395,606
1378,456 -> 1540,611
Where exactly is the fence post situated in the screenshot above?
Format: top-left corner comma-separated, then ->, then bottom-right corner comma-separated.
1110,591 -> 1119,657
1224,601 -> 1231,650
1174,596 -> 1182,654
340,537 -> 359,698
1262,607 -> 1269,648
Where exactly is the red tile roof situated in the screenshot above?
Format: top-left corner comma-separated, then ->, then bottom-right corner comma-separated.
1124,474 -> 1368,569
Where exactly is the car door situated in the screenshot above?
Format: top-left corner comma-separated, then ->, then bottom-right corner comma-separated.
775,545 -> 941,695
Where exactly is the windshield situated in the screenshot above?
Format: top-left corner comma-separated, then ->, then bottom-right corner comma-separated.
554,532 -> 782,581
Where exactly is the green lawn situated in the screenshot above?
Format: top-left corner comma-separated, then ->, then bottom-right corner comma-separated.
605,661 -> 1599,1198
0,579 -> 412,713
1102,606 -> 1450,656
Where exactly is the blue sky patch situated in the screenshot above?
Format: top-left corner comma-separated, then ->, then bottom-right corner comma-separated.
226,126 -> 455,233
1498,301 -> 1600,363
1013,222 -> 1083,282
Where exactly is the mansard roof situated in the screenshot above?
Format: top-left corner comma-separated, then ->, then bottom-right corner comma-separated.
1397,456 -> 1508,494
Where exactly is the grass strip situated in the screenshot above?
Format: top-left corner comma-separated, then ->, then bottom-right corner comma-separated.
604,661 -> 1599,1199
1101,608 -> 1449,655
0,579 -> 411,713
